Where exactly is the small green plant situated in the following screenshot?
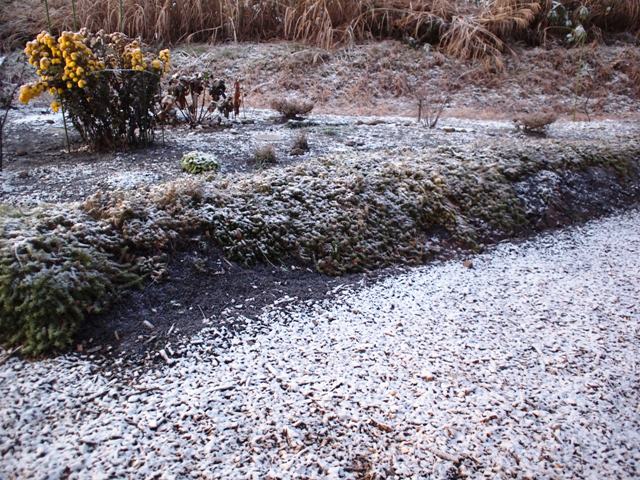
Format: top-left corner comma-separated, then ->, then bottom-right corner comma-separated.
253,144 -> 277,167
0,209 -> 141,355
180,151 -> 220,174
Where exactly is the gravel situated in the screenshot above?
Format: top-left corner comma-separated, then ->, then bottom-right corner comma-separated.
2,208 -> 640,479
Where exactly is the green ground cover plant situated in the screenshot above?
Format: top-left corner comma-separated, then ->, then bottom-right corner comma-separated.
1,137 -> 638,354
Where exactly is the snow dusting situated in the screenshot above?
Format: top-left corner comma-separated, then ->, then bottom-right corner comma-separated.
1,208 -> 639,478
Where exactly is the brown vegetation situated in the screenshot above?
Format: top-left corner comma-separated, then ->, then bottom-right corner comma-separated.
0,58 -> 25,170
168,42 -> 640,119
253,144 -> 278,166
2,0 -> 639,66
271,97 -> 315,119
513,112 -> 558,134
291,131 -> 310,155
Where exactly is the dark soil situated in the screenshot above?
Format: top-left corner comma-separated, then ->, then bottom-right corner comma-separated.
76,245 -> 390,367
76,161 -> 640,367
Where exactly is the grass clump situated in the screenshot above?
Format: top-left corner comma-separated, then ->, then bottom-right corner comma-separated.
271,97 -> 314,120
181,151 -> 220,175
290,131 -> 310,155
514,112 -> 558,135
253,145 -> 278,167
4,0 -> 639,68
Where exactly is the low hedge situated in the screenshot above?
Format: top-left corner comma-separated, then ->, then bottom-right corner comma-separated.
1,137 -> 639,355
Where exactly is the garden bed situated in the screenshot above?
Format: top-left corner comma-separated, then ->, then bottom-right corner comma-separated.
1,118 -> 639,356
2,39 -> 640,358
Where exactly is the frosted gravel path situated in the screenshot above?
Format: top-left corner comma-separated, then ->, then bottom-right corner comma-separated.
2,208 -> 640,479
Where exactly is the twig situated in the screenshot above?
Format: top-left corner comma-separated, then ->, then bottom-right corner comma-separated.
418,67 -> 482,129
426,444 -> 462,463
61,103 -> 71,153
0,62 -> 26,172
369,418 -> 393,433
126,386 -> 160,400
83,389 -> 111,403
119,0 -> 125,32
42,0 -> 52,31
71,0 -> 78,30
0,346 -> 22,366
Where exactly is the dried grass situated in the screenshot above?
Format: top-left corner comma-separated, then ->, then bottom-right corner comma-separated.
513,111 -> 558,134
1,0 -> 639,66
271,97 -> 315,119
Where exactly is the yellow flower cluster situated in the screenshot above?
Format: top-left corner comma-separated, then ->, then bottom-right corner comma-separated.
57,31 -> 104,88
123,41 -> 146,71
123,42 -> 170,74
20,31 -> 105,109
18,81 -> 46,104
158,49 -> 171,73
19,31 -> 172,113
122,40 -> 171,75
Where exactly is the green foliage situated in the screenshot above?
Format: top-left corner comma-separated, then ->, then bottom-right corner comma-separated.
180,151 -> 220,175
0,209 -> 140,355
87,139 -> 640,277
1,138 -> 638,356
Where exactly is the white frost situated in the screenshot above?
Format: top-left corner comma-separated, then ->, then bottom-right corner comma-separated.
1,208 -> 639,479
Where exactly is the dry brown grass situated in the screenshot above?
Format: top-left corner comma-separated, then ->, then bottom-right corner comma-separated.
253,144 -> 278,166
583,0 -> 640,31
271,97 -> 315,119
1,0 -> 639,65
513,111 -> 558,133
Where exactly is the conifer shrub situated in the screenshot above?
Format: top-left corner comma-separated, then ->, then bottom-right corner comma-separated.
0,208 -> 141,355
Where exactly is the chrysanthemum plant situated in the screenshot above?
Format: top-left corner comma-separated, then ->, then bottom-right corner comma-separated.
20,30 -> 170,150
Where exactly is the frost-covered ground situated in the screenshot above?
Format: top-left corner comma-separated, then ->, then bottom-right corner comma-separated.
3,104 -> 639,206
2,207 -> 639,479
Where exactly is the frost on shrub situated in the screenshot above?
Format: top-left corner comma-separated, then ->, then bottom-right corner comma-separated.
181,151 -> 220,174
0,208 -> 140,355
86,139 -> 640,279
2,139 -> 638,356
19,30 -> 171,150
271,97 -> 314,120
